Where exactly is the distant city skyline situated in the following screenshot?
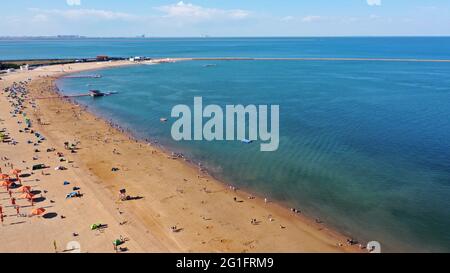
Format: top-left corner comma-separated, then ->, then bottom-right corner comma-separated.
1,0 -> 449,37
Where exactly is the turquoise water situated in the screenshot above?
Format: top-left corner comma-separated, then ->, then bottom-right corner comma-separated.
2,37 -> 450,60
3,37 -> 450,252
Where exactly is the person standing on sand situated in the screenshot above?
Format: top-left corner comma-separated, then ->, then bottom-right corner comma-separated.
8,190 -> 12,198
15,206 -> 20,216
53,240 -> 57,253
11,197 -> 16,206
0,213 -> 4,224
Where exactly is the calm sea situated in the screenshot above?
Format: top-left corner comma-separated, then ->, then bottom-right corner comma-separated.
2,37 -> 450,252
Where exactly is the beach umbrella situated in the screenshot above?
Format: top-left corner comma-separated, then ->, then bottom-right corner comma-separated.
18,185 -> 31,193
11,169 -> 21,175
30,208 -> 45,216
11,169 -> 21,179
1,180 -> 12,187
20,193 -> 35,200
1,174 -> 9,180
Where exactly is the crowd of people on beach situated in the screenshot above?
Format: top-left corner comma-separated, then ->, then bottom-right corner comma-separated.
1,81 -> 44,223
0,81 -> 131,253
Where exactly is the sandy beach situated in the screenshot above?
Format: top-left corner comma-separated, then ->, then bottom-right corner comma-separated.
0,60 -> 363,253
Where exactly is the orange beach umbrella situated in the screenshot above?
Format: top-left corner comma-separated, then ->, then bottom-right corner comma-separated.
11,169 -> 21,176
1,174 -> 9,180
20,193 -> 35,200
18,185 -> 31,193
1,180 -> 12,187
30,208 -> 45,216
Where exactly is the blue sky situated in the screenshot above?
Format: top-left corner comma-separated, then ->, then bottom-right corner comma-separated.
1,0 -> 449,37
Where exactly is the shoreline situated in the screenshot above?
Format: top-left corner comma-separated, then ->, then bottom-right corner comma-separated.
0,60 -> 364,253
4,56 -> 450,64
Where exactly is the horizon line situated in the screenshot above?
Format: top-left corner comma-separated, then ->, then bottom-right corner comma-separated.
1,35 -> 450,39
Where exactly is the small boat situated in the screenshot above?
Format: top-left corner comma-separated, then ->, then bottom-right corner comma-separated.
203,64 -> 217,68
89,90 -> 105,97
241,139 -> 253,144
160,118 -> 168,122
89,90 -> 118,98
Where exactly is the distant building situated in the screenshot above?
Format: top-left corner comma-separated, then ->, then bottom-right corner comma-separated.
96,55 -> 109,61
129,56 -> 143,62
57,35 -> 84,39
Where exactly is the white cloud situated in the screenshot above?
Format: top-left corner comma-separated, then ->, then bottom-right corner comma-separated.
66,0 -> 81,6
27,2 -> 250,27
301,15 -> 322,23
156,1 -> 250,21
367,0 -> 381,6
63,9 -> 135,20
30,8 -> 136,21
280,16 -> 295,22
32,14 -> 49,23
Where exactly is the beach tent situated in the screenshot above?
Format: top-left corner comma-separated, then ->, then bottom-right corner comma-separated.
66,192 -> 78,199
113,239 -> 123,246
90,223 -> 102,230
30,208 -> 45,216
18,185 -> 31,193
20,193 -> 34,200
